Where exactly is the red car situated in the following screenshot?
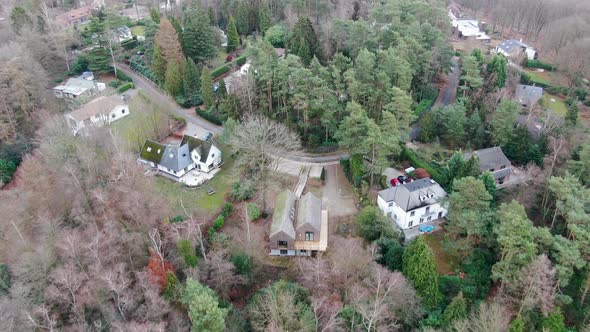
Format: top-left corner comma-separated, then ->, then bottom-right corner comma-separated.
390,178 -> 401,187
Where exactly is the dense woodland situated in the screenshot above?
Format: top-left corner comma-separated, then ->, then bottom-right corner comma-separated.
1,0 -> 590,331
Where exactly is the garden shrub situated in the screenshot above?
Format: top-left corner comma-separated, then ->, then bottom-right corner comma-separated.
108,79 -> 122,88
121,39 -> 138,50
196,108 -> 223,125
212,215 -> 225,231
162,271 -> 179,300
0,264 -> 11,294
247,203 -> 261,221
231,181 -> 255,201
235,56 -> 247,66
415,99 -> 434,116
177,239 -> 198,267
117,82 -> 134,93
526,59 -> 555,71
115,70 -> 133,82
231,253 -> 253,276
70,55 -> 89,75
169,215 -> 185,223
573,87 -> 587,101
0,159 -> 17,187
221,202 -> 233,218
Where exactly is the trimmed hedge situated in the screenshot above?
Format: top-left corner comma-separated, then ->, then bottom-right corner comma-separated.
117,82 -> 134,93
526,59 -> 555,71
196,108 -> 223,125
211,65 -> 230,78
236,56 -> 247,66
116,69 -> 133,82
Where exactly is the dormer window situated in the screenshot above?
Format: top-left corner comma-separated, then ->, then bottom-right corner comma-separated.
157,149 -> 161,154
147,147 -> 152,152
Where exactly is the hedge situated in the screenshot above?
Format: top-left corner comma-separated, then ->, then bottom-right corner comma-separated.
196,108 -> 223,125
526,59 -> 555,71
545,85 -> 569,96
414,99 -> 435,116
211,65 -> 230,78
121,39 -> 138,50
400,146 -> 447,186
116,69 -> 133,82
117,82 -> 134,93
236,56 -> 247,66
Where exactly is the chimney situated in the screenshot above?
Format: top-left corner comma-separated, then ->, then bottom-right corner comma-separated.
519,38 -> 522,43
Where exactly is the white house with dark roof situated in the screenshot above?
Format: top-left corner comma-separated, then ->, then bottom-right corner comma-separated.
269,191 -> 328,256
377,178 -> 448,231
464,146 -> 512,184
496,39 -> 537,60
64,95 -> 129,134
139,135 -> 222,179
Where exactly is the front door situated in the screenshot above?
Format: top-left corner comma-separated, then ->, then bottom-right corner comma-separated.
438,211 -> 443,219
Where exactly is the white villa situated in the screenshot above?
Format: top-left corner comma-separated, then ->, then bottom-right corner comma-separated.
377,178 -> 448,230
449,9 -> 490,40
496,39 -> 537,60
65,95 -> 130,134
139,135 -> 222,180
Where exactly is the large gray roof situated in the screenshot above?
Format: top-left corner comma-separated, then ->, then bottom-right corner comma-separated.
497,39 -> 531,55
378,178 -> 447,212
159,144 -> 193,172
270,191 -> 297,238
296,192 -> 322,232
465,147 -> 511,171
515,84 -> 543,106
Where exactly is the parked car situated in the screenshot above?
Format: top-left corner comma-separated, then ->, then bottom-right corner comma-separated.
419,225 -> 435,233
397,175 -> 410,183
390,178 -> 401,187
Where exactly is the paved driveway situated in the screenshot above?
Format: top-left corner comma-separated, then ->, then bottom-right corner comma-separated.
322,164 -> 357,218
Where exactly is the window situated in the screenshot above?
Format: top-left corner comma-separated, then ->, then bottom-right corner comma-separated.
122,108 -> 126,114
388,202 -> 393,207
112,113 -> 116,118
393,214 -> 398,221
420,218 -> 424,224
490,168 -> 495,172
212,153 -> 215,158
500,165 -> 506,169
410,211 -> 415,217
300,250 -> 307,254
280,250 -> 288,255
277,240 -> 288,247
146,147 -> 152,152
408,220 -> 414,227
426,207 -> 430,214
305,232 -> 314,241
427,216 -> 432,221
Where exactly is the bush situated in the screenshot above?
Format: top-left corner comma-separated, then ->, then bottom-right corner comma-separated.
415,99 -> 434,116
264,24 -> 287,48
121,39 -> 138,50
0,159 -> 17,187
108,79 -> 123,88
116,70 -> 133,82
573,87 -> 587,101
400,147 -> 447,186
235,55 -> 247,66
247,203 -> 261,221
70,55 -> 89,75
231,253 -> 253,276
376,237 -> 404,271
545,85 -> 569,96
231,181 -> 255,201
211,65 -> 230,78
177,239 -> 198,267
169,215 -> 185,223
212,215 -> 225,232
320,167 -> 326,182
175,95 -> 193,108
196,108 -> 223,125
526,59 -> 555,71
117,82 -> 134,93
356,206 -> 393,241
221,202 -> 233,218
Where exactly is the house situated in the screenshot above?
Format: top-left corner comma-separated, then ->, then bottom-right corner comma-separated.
216,27 -> 228,47
65,95 -> 130,134
377,178 -> 448,230
448,9 -> 490,40
113,26 -> 133,43
79,71 -> 94,81
464,147 -> 512,184
55,6 -> 93,28
223,62 -> 252,93
269,191 -> 328,256
139,135 -> 222,178
496,39 -> 537,60
515,84 -> 543,107
53,77 -> 105,99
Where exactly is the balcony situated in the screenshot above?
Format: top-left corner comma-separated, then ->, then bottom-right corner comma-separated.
294,210 -> 328,251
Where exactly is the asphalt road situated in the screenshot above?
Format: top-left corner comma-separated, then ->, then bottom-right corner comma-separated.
117,64 -> 347,164
437,56 -> 461,107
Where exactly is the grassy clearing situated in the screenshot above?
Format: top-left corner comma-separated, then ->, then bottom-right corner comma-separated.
542,93 -> 568,117
424,231 -> 459,275
525,70 -> 551,85
155,146 -> 239,219
207,48 -> 231,70
131,25 -> 145,37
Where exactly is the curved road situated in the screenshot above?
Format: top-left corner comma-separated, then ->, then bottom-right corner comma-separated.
118,64 -> 348,164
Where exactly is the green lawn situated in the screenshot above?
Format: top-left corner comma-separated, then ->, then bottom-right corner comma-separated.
525,70 -> 550,85
206,48 -> 231,70
423,231 -> 459,275
155,146 -> 239,219
542,93 -> 568,117
131,25 -> 145,37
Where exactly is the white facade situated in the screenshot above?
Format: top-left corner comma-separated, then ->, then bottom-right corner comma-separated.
65,100 -> 130,134
156,163 -> 193,178
495,40 -> 537,60
191,144 -> 222,173
377,195 -> 448,230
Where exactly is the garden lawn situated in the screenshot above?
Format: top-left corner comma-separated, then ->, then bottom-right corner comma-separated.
207,48 -> 231,70
155,146 -> 239,219
423,231 -> 459,275
131,25 -> 145,37
525,69 -> 550,85
543,93 -> 568,117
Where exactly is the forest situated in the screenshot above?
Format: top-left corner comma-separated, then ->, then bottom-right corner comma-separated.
0,0 -> 590,331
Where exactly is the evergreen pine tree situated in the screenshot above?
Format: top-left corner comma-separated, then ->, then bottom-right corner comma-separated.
165,60 -> 183,97
87,47 -> 112,74
296,37 -> 312,66
289,16 -> 320,61
508,315 -> 525,332
183,58 -> 201,102
208,7 -> 216,25
201,68 -> 215,109
258,0 -> 272,35
150,7 -> 160,24
402,237 -> 442,307
226,16 -> 239,53
183,4 -> 217,63
169,16 -> 182,36
217,79 -> 228,101
441,292 -> 468,326
152,44 -> 167,83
